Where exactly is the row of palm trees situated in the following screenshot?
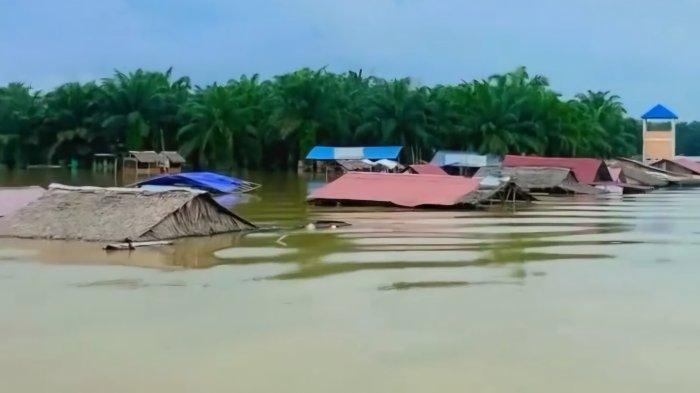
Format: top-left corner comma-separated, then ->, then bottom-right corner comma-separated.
0,66 -> 641,169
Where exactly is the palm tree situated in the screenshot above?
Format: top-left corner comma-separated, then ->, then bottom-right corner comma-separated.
41,82 -> 102,165
270,68 -> 343,164
178,77 -> 267,169
0,83 -> 44,167
573,91 -> 635,157
356,78 -> 432,162
99,68 -> 190,151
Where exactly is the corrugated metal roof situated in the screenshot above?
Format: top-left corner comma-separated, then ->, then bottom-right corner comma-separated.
0,186 -> 45,217
307,172 -> 480,208
407,164 -> 448,175
128,151 -> 160,163
671,158 -> 700,174
160,151 -> 186,164
642,104 -> 678,119
503,155 -> 611,184
306,146 -> 403,160
430,150 -> 501,167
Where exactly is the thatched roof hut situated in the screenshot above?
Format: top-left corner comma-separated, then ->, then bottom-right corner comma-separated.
475,166 -> 601,195
0,184 -> 255,242
614,157 -> 700,187
159,151 -> 186,164
128,150 -> 160,164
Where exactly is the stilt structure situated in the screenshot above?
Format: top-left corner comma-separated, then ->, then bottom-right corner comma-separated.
642,104 -> 678,164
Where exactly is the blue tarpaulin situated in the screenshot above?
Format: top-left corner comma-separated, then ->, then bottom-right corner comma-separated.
305,146 -> 403,160
136,172 -> 245,194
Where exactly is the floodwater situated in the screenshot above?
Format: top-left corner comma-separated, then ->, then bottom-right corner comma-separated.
1,169 -> 700,392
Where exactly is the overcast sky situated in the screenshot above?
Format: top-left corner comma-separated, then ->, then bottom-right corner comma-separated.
2,0 -> 698,118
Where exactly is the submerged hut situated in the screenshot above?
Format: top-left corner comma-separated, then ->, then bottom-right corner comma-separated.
475,166 -> 601,195
305,145 -> 404,179
0,184 -> 255,241
651,157 -> 700,176
430,151 -> 501,176
502,155 -> 612,184
122,151 -> 161,178
0,186 -> 45,217
611,158 -> 679,187
502,156 -> 652,194
159,151 -> 186,173
307,172 -> 530,208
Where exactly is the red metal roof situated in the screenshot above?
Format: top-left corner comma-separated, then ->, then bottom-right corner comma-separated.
407,164 -> 448,175
308,172 -> 480,207
0,187 -> 45,217
502,155 -> 610,184
673,158 -> 700,175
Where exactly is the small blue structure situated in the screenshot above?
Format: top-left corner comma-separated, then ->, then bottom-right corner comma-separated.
136,172 -> 260,194
306,146 -> 403,161
642,104 -> 678,120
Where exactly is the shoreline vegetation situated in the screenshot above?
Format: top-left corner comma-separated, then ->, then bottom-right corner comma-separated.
1,66 -> 699,170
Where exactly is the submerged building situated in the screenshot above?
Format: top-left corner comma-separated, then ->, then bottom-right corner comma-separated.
0,184 -> 255,242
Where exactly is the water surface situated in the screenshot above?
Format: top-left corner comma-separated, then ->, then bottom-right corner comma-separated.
1,169 -> 699,392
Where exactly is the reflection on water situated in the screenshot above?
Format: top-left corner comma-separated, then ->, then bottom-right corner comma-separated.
2,169 -> 700,392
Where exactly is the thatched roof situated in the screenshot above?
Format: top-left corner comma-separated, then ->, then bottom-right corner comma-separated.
462,181 -> 535,205
160,151 -> 186,164
615,163 -> 669,187
613,157 -> 700,186
0,184 -> 255,242
128,151 -> 160,163
476,166 -> 601,195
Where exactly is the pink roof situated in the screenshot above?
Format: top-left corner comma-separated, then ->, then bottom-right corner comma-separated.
673,157 -> 700,175
407,164 -> 448,175
308,172 -> 480,207
502,155 -> 610,184
608,167 -> 622,182
0,187 -> 45,217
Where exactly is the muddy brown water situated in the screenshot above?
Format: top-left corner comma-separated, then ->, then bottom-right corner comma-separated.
1,169 -> 700,392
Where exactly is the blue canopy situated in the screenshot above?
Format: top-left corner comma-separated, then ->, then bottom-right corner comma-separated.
305,146 -> 403,160
136,172 -> 245,194
642,104 -> 678,120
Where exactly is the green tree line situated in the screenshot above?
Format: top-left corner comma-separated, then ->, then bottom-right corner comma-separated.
0,66 -> 644,170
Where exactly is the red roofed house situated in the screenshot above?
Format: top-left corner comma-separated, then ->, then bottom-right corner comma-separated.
307,172 -> 481,208
502,155 -> 613,184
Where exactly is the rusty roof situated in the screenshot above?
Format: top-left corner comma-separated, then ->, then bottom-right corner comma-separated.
407,164 -> 448,175
307,172 -> 480,208
160,151 -> 186,164
503,155 -> 611,184
128,151 -> 160,163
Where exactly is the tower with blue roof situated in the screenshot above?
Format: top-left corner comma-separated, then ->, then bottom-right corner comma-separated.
641,104 -> 678,163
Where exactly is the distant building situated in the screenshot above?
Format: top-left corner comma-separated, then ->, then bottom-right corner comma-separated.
122,151 -> 186,180
429,150 -> 501,176
642,104 -> 678,164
